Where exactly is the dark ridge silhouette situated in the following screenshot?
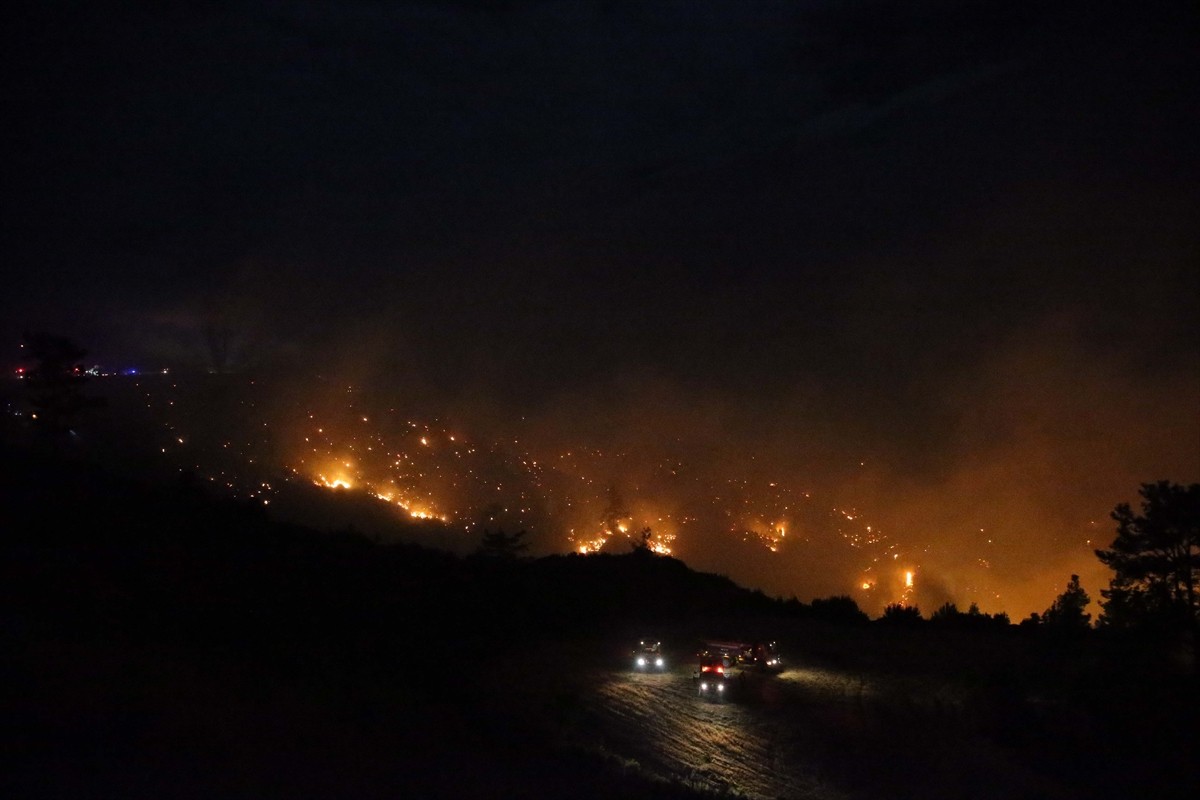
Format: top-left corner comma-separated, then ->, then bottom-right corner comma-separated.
4,442 -> 1197,799
1,443 -> 723,799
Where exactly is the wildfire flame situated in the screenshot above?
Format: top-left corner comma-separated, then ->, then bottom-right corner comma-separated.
316,474 -> 353,490
134,372 -> 917,605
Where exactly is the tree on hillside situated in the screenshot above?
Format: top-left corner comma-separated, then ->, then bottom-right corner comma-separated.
474,528 -> 529,560
879,603 -> 922,626
810,595 -> 870,625
1041,575 -> 1091,631
930,601 -> 1010,630
630,526 -> 655,553
1096,481 -> 1200,631
930,601 -> 960,622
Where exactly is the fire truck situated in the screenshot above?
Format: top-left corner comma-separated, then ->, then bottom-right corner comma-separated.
698,639 -> 783,672
694,657 -> 732,701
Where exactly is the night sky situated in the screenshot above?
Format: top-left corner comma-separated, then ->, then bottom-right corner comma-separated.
4,0 -> 1198,616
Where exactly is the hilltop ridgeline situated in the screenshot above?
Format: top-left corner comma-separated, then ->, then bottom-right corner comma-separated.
2,443 -> 812,654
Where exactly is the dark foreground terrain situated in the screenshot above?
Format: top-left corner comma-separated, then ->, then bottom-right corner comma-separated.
3,445 -> 1196,799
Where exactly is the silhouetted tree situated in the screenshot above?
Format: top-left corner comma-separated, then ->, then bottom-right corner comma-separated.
929,601 -> 1008,630
630,526 -> 654,553
1042,574 -> 1091,631
1096,482 -> 1200,631
21,331 -> 104,442
475,528 -> 529,560
810,595 -> 870,625
930,601 -> 960,623
879,603 -> 922,626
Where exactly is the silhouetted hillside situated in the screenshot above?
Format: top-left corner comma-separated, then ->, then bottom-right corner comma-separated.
5,444 -> 1197,799
1,441 -> 798,645
0,443 -> 797,799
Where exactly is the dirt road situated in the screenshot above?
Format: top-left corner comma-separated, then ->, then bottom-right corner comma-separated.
572,647 -> 1075,800
583,661 -> 850,800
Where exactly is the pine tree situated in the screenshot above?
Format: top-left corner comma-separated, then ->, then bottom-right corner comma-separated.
1042,575 -> 1091,631
475,529 -> 529,559
1096,482 -> 1200,631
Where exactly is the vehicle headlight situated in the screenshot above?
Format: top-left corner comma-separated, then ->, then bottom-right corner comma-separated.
636,657 -> 645,666
655,657 -> 664,667
700,682 -> 707,691
717,683 -> 724,692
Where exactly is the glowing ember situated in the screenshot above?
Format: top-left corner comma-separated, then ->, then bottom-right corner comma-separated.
116,371 -> 918,610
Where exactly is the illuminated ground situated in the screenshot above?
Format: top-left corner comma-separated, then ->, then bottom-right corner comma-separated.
528,645 -> 1067,800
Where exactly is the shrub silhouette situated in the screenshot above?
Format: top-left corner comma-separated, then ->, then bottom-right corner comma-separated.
810,595 -> 870,625
879,603 -> 923,626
